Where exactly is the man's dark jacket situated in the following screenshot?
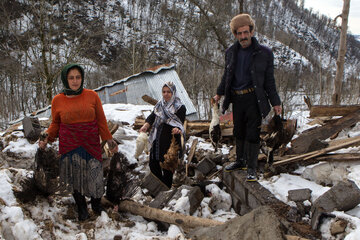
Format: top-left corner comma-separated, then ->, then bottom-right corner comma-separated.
216,37 -> 281,118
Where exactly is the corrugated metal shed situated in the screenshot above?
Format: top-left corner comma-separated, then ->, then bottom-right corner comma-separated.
26,64 -> 198,121
94,64 -> 198,120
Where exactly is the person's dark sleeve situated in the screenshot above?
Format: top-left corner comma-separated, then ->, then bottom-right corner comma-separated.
216,53 -> 228,96
175,105 -> 186,123
145,111 -> 156,126
264,49 -> 281,106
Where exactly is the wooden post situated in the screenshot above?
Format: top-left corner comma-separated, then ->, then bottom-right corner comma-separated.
332,0 -> 350,105
186,139 -> 198,176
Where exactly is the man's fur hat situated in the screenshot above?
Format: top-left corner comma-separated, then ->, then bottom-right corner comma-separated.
230,14 -> 255,36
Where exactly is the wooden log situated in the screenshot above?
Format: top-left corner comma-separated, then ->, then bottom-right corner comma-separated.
290,109 -> 360,154
285,235 -> 310,240
274,135 -> 360,166
142,95 -> 158,105
186,139 -> 198,177
309,105 -> 360,118
117,199 -> 223,230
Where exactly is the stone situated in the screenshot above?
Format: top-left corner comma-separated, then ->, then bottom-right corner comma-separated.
196,156 -> 216,175
149,189 -> 176,209
187,206 -> 284,240
330,219 -> 348,235
168,185 -> 204,215
311,180 -> 360,229
141,172 -> 169,197
288,188 -> 312,202
22,116 -> 42,142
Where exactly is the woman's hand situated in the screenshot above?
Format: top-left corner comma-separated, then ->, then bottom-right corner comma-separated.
38,138 -> 48,149
107,139 -> 118,153
172,128 -> 182,135
139,122 -> 150,133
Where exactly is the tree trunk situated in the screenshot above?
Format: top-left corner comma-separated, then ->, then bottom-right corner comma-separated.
332,0 -> 350,105
117,199 -> 224,231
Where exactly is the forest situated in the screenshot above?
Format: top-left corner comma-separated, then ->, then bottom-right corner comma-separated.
1,0 -> 360,128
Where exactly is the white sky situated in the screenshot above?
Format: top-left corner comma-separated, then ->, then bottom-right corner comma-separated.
304,0 -> 360,36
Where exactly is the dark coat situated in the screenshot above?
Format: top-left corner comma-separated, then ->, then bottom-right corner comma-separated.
146,105 -> 186,162
216,37 -> 281,118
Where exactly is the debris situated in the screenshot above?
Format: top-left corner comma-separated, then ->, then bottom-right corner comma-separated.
22,116 -> 42,143
187,206 -> 285,240
288,189 -> 312,202
311,180 -> 360,229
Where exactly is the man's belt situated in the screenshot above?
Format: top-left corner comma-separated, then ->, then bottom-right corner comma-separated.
233,87 -> 255,95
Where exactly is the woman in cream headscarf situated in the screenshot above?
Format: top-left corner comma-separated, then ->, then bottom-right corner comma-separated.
140,82 -> 186,188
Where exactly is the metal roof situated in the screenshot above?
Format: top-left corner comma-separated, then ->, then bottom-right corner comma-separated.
94,63 -> 198,120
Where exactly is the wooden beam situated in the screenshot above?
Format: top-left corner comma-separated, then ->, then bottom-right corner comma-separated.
290,109 -> 360,154
274,135 -> 360,166
309,105 -> 360,118
142,95 -> 158,105
186,139 -> 198,176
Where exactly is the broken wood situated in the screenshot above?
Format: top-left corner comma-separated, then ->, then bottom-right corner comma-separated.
186,139 -> 198,177
309,105 -> 360,118
274,135 -> 360,166
142,95 -> 158,105
313,153 -> 360,162
110,86 -> 128,96
290,109 -> 360,154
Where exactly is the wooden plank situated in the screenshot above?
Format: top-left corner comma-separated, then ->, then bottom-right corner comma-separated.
186,139 -> 198,177
110,86 -> 128,96
274,135 -> 360,166
309,105 -> 360,118
290,109 -> 360,154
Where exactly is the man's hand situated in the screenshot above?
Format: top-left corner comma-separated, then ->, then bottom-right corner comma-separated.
213,95 -> 222,103
273,105 -> 282,115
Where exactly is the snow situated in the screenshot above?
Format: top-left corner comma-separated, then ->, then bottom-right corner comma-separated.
2,102 -> 360,239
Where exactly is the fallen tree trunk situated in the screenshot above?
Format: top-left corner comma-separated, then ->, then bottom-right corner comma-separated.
117,199 -> 224,230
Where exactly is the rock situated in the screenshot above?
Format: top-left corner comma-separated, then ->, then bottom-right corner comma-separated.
288,188 -> 312,202
330,219 -> 348,235
196,157 -> 216,175
187,206 -> 284,240
311,180 -> 360,229
302,162 -> 357,186
22,116 -> 42,143
167,185 -> 204,215
140,172 -> 169,198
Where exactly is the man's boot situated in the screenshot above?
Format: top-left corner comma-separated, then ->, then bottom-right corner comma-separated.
246,142 -> 259,182
224,139 -> 247,172
73,191 -> 89,221
91,197 -> 105,215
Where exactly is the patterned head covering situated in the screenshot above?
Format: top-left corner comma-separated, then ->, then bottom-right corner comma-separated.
148,82 -> 185,145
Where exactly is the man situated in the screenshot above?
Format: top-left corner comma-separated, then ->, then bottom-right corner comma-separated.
214,14 -> 281,181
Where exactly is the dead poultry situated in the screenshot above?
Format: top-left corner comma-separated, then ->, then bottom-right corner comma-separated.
261,114 -> 297,167
134,131 -> 149,159
161,134 -> 180,173
209,97 -> 222,152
